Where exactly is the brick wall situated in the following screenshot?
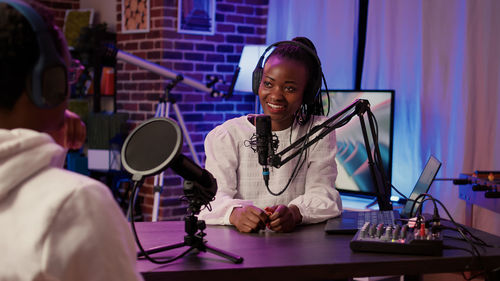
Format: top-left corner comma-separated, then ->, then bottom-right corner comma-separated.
39,0 -> 79,27
115,0 -> 269,221
40,0 -> 269,221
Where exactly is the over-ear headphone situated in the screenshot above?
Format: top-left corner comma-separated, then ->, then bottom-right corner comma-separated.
0,0 -> 68,108
252,40 -> 323,105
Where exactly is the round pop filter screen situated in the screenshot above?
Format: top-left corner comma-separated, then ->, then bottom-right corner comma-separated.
121,117 -> 183,179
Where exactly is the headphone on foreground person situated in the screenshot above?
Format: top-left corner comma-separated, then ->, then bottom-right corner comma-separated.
251,37 -> 328,120
0,0 -> 68,109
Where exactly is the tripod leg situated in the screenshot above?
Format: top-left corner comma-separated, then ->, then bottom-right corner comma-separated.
204,243 -> 244,264
138,241 -> 186,257
152,100 -> 169,222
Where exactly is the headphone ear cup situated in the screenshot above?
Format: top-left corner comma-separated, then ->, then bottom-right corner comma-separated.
4,0 -> 68,108
252,65 -> 263,96
303,74 -> 322,105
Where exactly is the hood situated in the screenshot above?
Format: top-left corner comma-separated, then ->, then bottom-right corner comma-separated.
0,129 -> 66,201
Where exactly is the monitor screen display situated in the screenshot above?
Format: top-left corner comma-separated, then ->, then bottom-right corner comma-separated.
321,90 -> 395,196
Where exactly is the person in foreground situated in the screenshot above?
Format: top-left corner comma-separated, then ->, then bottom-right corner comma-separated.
199,37 -> 342,233
0,1 -> 143,280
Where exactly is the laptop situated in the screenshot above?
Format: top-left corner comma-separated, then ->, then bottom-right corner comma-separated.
325,155 -> 442,234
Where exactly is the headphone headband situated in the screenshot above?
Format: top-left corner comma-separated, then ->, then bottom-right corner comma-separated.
252,40 -> 323,105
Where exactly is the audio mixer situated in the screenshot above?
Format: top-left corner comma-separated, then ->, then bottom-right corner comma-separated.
350,222 -> 443,256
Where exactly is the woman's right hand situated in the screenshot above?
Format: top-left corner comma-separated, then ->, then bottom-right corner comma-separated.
229,205 -> 269,233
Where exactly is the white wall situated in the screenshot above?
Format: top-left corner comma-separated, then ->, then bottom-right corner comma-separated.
80,0 -> 116,32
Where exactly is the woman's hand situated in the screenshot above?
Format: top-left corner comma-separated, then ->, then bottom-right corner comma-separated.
229,205 -> 269,233
265,204 -> 302,232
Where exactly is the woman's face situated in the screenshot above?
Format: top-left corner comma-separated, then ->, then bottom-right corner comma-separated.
258,56 -> 308,131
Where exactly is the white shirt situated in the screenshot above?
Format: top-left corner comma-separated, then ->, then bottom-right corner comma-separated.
0,129 -> 143,281
199,115 -> 342,225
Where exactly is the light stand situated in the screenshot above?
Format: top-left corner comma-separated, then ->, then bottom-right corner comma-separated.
269,99 -> 393,211
151,75 -> 202,222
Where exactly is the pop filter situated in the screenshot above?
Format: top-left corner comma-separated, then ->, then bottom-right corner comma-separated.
121,117 -> 217,206
121,117 -> 183,181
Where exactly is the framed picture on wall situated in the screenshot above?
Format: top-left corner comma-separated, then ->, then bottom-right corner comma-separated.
122,0 -> 150,33
177,0 -> 215,35
63,9 -> 94,49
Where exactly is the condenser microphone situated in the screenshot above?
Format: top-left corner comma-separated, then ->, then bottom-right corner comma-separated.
255,115 -> 272,185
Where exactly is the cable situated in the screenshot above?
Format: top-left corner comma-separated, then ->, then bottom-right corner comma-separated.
265,116 -> 314,196
129,180 -> 192,264
390,183 -> 408,200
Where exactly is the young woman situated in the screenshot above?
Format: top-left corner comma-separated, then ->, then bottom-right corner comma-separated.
199,37 -> 342,233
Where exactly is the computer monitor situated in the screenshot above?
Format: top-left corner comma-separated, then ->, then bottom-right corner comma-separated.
321,89 -> 395,197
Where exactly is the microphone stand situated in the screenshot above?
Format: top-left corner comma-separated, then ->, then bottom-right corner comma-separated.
137,181 -> 243,264
269,99 -> 393,211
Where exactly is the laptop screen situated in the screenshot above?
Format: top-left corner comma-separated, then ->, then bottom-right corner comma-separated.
401,155 -> 442,218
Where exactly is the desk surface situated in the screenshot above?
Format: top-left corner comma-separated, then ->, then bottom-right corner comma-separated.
136,221 -> 500,281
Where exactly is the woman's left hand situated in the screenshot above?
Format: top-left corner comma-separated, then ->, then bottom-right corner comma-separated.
266,204 -> 302,232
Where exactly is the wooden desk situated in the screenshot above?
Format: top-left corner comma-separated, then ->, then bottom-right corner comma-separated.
136,221 -> 500,281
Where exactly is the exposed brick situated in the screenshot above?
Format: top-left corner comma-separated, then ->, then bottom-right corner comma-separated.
237,6 -> 254,15
216,104 -> 234,111
217,3 -> 236,12
139,103 -> 153,111
246,36 -> 266,44
183,94 -> 204,102
206,54 -> 224,62
216,64 -> 235,72
227,55 -> 241,63
139,40 -> 153,49
195,123 -> 216,131
226,14 -> 245,24
217,24 -> 236,33
175,41 -> 194,50
195,104 -> 215,111
125,42 -> 139,50
216,45 -> 234,53
237,103 -> 254,112
246,16 -> 267,25
204,34 -> 225,42
215,13 -> 225,22
195,64 -> 214,72
173,62 -> 194,71
255,7 -> 268,16
256,27 -> 267,35
178,104 -> 194,111
195,43 -> 215,51
237,25 -> 255,34
183,34 -> 204,40
226,35 -> 244,43
184,52 -> 204,61
163,51 -> 183,59
225,113 -> 244,119
246,0 -> 269,5
182,113 -> 204,122
204,113 -> 224,122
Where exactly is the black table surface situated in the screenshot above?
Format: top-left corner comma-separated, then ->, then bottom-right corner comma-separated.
135,220 -> 500,281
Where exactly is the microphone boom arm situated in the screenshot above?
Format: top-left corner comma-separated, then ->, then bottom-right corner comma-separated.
269,99 -> 393,211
